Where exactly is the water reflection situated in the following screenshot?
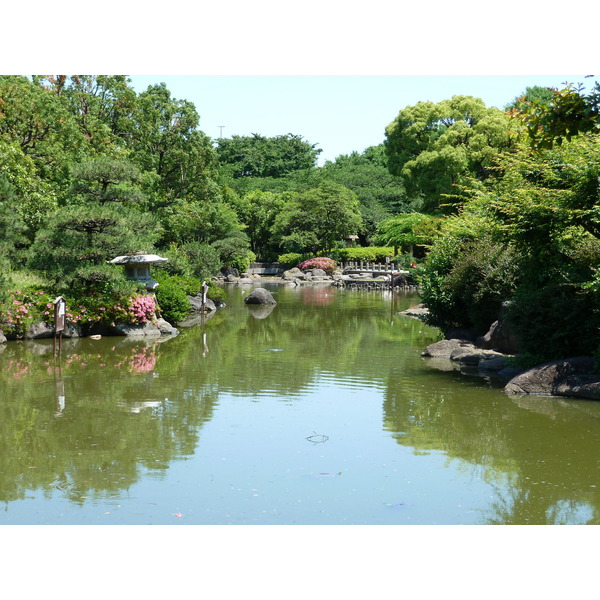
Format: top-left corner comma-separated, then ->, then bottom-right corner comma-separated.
383,362 -> 600,524
2,284 -> 600,524
0,335 -> 216,506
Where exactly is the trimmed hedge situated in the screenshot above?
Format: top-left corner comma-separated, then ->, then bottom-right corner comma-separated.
328,247 -> 395,262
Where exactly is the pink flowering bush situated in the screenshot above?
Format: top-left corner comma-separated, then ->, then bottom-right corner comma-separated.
127,294 -> 156,325
0,289 -> 54,338
297,257 -> 337,275
0,287 -> 158,337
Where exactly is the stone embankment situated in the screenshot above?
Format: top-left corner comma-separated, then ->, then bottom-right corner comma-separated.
402,303 -> 600,402
216,266 -> 417,289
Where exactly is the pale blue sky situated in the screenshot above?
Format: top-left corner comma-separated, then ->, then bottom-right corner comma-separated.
128,74 -> 589,165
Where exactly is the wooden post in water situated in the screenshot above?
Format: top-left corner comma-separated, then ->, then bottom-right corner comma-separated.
53,296 -> 66,355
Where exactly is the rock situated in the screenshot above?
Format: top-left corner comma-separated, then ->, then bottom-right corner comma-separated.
282,268 -> 304,281
450,347 -> 505,366
155,318 -> 179,335
421,338 -> 477,358
26,322 -> 54,339
505,356 -> 596,396
554,374 -> 600,400
244,288 -> 277,305
0,330 -> 6,344
238,278 -> 254,284
310,268 -> 327,278
222,267 -> 239,278
110,321 -> 164,337
225,274 -> 236,283
188,295 -> 216,312
477,304 -> 521,355
399,304 -> 429,320
478,355 -> 509,371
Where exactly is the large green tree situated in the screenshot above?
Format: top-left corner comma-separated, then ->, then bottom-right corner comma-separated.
319,145 -> 413,242
216,133 -> 321,178
131,83 -> 219,205
232,190 -> 287,261
373,212 -> 442,256
384,95 -> 517,212
0,76 -> 86,182
34,75 -> 138,153
273,181 -> 363,254
28,203 -> 162,293
504,85 -> 556,112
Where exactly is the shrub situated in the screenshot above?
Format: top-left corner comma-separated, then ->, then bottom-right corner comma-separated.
0,288 -> 53,338
329,247 -> 395,262
156,273 -> 202,296
206,282 -> 226,303
181,241 -> 222,279
298,257 -> 337,275
418,235 -> 519,334
508,282 -> 600,360
127,294 -> 157,325
277,253 -> 306,268
154,278 -> 190,324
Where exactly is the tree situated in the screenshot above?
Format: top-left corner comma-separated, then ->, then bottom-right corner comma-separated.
216,133 -> 321,178
418,132 -> 600,359
320,145 -> 413,242
373,213 -> 442,256
131,83 -> 219,205
504,85 -> 556,112
233,190 -> 287,260
68,157 -> 145,206
28,204 -> 162,292
0,177 -> 28,292
34,75 -> 138,153
0,76 -> 86,182
515,80 -> 600,149
273,181 -> 363,254
0,137 -> 58,234
384,95 -> 517,212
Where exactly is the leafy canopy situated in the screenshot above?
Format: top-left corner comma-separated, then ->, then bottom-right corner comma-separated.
273,181 -> 363,255
216,133 -> 321,178
384,95 -> 517,212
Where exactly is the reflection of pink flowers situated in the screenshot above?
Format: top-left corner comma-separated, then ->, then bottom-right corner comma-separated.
128,347 -> 157,373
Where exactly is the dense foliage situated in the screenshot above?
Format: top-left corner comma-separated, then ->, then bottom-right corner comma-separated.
2,74 -> 599,357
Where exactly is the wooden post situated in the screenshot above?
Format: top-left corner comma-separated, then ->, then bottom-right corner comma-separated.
53,296 -> 66,354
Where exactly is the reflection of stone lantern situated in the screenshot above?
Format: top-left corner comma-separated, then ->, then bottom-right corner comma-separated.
108,252 -> 168,292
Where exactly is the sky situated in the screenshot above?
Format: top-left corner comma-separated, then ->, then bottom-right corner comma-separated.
128,74 -> 590,164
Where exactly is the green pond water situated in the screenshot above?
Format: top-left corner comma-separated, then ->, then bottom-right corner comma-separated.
1,282 -> 600,525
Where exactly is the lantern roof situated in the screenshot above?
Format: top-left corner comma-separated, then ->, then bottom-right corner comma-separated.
108,253 -> 168,265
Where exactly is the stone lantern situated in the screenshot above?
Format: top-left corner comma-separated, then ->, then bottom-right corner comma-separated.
108,252 -> 168,291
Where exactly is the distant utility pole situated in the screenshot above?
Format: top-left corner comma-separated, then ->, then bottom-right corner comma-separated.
218,125 -> 225,138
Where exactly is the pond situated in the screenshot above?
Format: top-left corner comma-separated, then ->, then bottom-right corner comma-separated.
2,282 -> 600,525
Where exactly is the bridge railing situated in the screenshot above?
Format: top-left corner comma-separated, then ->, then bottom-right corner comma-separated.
340,260 -> 402,273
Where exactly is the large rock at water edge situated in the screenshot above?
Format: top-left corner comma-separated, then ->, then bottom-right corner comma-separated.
421,338 -> 477,359
110,320 -> 178,337
282,267 -> 305,281
505,356 -> 596,396
244,288 -> 277,305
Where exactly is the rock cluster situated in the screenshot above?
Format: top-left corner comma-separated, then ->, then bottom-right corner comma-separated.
415,302 -> 600,401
